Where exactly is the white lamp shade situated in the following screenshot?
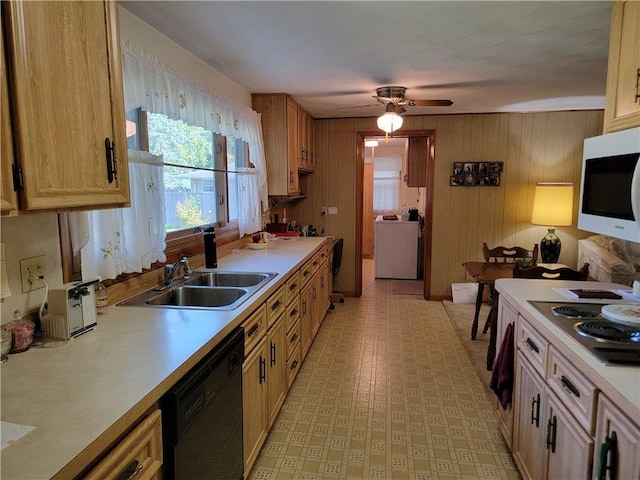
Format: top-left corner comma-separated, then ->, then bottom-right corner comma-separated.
531,183 -> 574,226
377,112 -> 403,133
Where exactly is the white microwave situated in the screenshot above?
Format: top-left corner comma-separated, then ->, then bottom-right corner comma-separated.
578,127 -> 640,243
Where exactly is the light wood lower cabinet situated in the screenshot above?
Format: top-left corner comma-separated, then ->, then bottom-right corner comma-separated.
266,316 -> 287,429
593,394 -> 640,479
513,354 -> 593,480
513,355 -> 548,480
83,410 -> 162,480
243,336 -> 268,474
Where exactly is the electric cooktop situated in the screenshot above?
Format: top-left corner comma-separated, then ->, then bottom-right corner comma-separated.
529,301 -> 640,366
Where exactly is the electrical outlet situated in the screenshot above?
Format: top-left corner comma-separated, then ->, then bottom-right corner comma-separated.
20,255 -> 46,293
321,207 -> 328,215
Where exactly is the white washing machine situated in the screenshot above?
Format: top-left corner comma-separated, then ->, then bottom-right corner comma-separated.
374,216 -> 420,279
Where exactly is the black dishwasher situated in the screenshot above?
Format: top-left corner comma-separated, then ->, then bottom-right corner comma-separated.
162,327 -> 244,480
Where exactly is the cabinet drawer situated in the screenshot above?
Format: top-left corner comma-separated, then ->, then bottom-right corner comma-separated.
83,410 -> 162,480
267,285 -> 286,327
516,315 -> 549,373
301,252 -> 322,285
287,343 -> 301,388
286,319 -> 300,360
285,270 -> 301,305
242,304 -> 267,354
547,346 -> 597,434
285,296 -> 301,333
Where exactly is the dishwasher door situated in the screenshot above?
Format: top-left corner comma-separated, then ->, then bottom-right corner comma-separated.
162,327 -> 244,480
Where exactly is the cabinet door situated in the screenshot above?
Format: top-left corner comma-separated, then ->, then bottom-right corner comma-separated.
286,96 -> 299,194
407,136 -> 428,187
300,283 -> 313,359
594,394 -> 640,480
266,317 -> 287,428
0,12 -> 18,215
513,354 -> 549,480
243,337 -> 267,474
297,105 -> 308,170
546,388 -> 594,480
306,111 -> 314,171
4,1 -> 130,211
603,0 -> 640,133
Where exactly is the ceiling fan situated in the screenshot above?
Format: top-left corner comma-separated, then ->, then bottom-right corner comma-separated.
335,86 -> 453,114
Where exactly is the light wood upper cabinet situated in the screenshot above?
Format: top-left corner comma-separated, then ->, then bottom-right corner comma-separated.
1,12 -> 18,215
603,0 -> 640,133
3,1 -> 130,212
253,93 -> 315,197
252,94 -> 300,196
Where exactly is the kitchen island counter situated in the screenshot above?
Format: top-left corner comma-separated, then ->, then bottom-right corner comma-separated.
0,237 -> 327,480
495,278 -> 640,429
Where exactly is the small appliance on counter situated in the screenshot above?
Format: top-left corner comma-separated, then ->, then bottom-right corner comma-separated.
408,207 -> 419,221
48,279 -> 100,339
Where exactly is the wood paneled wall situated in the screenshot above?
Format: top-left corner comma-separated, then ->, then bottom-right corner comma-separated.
290,110 -> 604,298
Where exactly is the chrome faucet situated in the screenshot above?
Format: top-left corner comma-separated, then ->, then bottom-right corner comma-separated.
164,256 -> 190,286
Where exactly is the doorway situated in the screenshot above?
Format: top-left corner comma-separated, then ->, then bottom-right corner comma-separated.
355,130 -> 435,299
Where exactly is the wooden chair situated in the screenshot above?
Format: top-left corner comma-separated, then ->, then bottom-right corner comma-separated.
471,243 -> 539,340
482,243 -> 539,264
513,263 -> 590,281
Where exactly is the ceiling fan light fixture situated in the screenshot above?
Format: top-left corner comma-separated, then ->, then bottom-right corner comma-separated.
377,111 -> 403,133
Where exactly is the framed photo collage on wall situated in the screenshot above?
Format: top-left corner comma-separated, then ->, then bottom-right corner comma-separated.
450,162 -> 503,187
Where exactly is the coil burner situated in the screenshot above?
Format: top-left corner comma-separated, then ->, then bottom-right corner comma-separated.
551,305 -> 601,319
574,321 -> 640,344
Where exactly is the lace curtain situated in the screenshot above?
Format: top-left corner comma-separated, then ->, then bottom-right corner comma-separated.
71,151 -> 167,281
121,39 -> 268,231
372,156 -> 402,215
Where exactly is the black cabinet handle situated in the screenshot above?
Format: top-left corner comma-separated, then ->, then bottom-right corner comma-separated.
259,356 -> 266,384
270,341 -> 276,366
635,68 -> 639,103
116,460 -> 143,480
271,300 -> 282,311
289,308 -> 298,318
247,323 -> 261,337
290,333 -> 298,343
597,431 -> 618,480
525,337 -> 539,353
560,375 -> 581,398
546,415 -> 557,453
530,393 -> 540,428
104,137 -> 118,183
290,360 -> 299,371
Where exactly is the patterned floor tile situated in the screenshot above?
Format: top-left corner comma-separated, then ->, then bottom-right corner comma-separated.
248,260 -> 521,479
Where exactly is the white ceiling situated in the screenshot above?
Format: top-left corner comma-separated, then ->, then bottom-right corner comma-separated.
121,1 -> 612,119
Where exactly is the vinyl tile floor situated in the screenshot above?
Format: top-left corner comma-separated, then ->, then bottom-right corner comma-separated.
248,260 -> 520,479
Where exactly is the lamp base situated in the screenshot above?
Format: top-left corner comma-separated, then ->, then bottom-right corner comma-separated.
540,227 -> 561,263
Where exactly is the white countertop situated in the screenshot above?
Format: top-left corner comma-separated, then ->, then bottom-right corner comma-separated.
496,278 -> 640,422
0,237 -> 327,480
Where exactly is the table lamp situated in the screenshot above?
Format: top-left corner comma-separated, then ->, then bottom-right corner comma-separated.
531,182 -> 574,263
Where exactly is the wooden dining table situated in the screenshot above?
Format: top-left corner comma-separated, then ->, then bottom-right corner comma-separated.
461,261 -> 516,371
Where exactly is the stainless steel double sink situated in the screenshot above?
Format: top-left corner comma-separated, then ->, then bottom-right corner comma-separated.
118,271 -> 277,310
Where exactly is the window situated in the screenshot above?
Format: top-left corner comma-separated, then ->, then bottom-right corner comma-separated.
58,110 -> 249,283
372,156 -> 402,214
142,111 -> 247,232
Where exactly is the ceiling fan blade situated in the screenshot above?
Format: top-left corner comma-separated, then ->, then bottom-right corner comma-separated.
407,99 -> 453,107
331,103 -> 379,111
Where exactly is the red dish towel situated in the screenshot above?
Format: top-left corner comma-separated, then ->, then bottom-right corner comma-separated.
490,322 -> 514,410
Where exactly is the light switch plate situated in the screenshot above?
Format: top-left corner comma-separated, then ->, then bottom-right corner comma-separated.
328,207 -> 338,215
